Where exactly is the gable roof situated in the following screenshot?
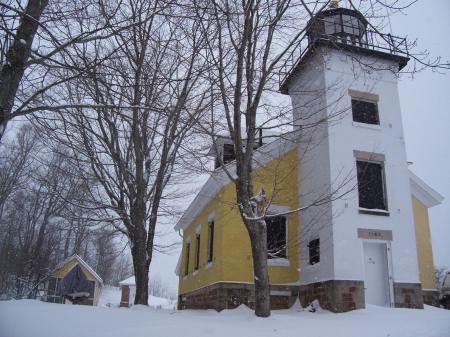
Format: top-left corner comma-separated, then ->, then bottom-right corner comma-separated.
409,170 -> 444,208
119,275 -> 136,286
174,132 -> 299,231
52,254 -> 104,285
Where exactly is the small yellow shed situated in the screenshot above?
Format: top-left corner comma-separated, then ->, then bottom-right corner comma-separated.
42,254 -> 103,306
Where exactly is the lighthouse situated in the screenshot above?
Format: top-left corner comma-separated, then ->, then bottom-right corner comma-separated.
280,4 -> 424,311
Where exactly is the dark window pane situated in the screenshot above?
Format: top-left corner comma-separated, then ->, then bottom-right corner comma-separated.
352,99 -> 379,125
184,243 -> 190,276
195,235 -> 200,270
223,144 -> 235,164
207,221 -> 214,263
309,239 -> 320,265
356,161 -> 387,210
266,216 -> 287,259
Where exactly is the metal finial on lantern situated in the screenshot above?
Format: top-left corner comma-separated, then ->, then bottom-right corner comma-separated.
329,0 -> 340,9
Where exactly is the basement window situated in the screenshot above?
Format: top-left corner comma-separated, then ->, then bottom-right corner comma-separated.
308,239 -> 320,265
194,234 -> 200,271
356,160 -> 387,211
184,242 -> 190,276
352,99 -> 379,125
266,216 -> 287,259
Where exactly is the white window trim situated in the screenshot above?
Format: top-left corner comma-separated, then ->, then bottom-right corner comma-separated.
268,258 -> 290,267
266,205 -> 289,261
352,121 -> 382,131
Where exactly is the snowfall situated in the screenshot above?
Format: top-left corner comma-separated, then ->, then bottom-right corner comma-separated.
0,286 -> 449,337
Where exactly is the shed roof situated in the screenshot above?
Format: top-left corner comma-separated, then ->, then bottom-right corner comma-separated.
52,254 -> 103,285
119,276 -> 136,286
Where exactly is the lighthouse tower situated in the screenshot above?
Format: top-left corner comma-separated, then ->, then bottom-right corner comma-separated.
280,4 -> 424,311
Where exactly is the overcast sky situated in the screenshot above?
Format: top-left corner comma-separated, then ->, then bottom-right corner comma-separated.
148,0 -> 450,293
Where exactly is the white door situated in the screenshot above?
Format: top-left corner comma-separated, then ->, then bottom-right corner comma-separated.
363,242 -> 390,307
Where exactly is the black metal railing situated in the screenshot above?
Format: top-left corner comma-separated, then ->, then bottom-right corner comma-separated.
278,18 -> 409,90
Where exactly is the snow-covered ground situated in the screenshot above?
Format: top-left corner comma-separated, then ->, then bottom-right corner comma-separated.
97,285 -> 176,310
0,299 -> 449,337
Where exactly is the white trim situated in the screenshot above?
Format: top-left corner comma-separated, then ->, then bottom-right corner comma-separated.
208,212 -> 216,222
195,225 -> 202,235
205,262 -> 213,270
193,270 -> 199,277
174,132 -> 299,231
266,204 -> 291,215
270,290 -> 292,296
352,121 -> 382,131
268,258 -> 290,267
174,254 -> 182,276
409,170 -> 444,208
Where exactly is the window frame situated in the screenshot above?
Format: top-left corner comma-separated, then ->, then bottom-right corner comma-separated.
265,215 -> 288,260
356,158 -> 389,214
351,98 -> 380,125
207,220 -> 214,263
184,242 -> 190,277
308,238 -> 320,265
194,234 -> 201,271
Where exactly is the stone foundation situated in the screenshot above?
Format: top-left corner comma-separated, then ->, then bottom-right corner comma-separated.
179,280 -> 426,312
393,283 -> 423,309
422,289 -> 440,307
178,282 -> 298,311
298,280 -> 365,313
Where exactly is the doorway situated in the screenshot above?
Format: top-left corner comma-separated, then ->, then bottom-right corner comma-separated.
363,241 -> 390,307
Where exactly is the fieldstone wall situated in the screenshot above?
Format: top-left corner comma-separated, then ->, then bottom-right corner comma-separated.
422,289 -> 440,307
298,280 -> 365,313
179,281 -> 427,312
178,282 -> 298,311
393,283 -> 424,309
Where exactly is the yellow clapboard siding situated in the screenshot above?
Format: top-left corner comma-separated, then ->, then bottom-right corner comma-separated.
412,196 -> 436,290
179,149 -> 300,295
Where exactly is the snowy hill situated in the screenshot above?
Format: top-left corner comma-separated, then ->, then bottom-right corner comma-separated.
98,285 -> 176,310
0,299 -> 449,337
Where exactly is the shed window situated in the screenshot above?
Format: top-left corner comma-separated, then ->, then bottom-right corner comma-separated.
352,99 -> 379,125
308,239 -> 320,265
356,160 -> 387,210
184,243 -> 190,276
195,234 -> 200,270
207,221 -> 214,263
266,216 -> 287,259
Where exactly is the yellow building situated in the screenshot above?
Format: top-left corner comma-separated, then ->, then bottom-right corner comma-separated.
175,6 -> 444,313
42,255 -> 103,306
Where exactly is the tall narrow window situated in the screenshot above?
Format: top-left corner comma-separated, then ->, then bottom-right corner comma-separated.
356,160 -> 387,210
352,99 -> 379,125
266,216 -> 287,259
308,239 -> 320,265
195,234 -> 200,270
207,221 -> 214,263
184,242 -> 190,276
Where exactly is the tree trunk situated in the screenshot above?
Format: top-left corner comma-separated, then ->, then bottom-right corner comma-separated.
0,0 -> 49,139
131,240 -> 150,305
246,219 -> 271,317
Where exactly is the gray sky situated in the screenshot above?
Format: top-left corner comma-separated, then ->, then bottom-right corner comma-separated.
392,0 -> 450,269
150,0 -> 450,292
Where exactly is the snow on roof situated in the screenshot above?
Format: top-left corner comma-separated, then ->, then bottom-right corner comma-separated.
409,170 -> 444,208
119,276 -> 136,286
53,254 -> 104,285
175,131 -> 299,231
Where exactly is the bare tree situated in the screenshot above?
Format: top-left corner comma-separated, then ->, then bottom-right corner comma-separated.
34,0 -> 210,305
